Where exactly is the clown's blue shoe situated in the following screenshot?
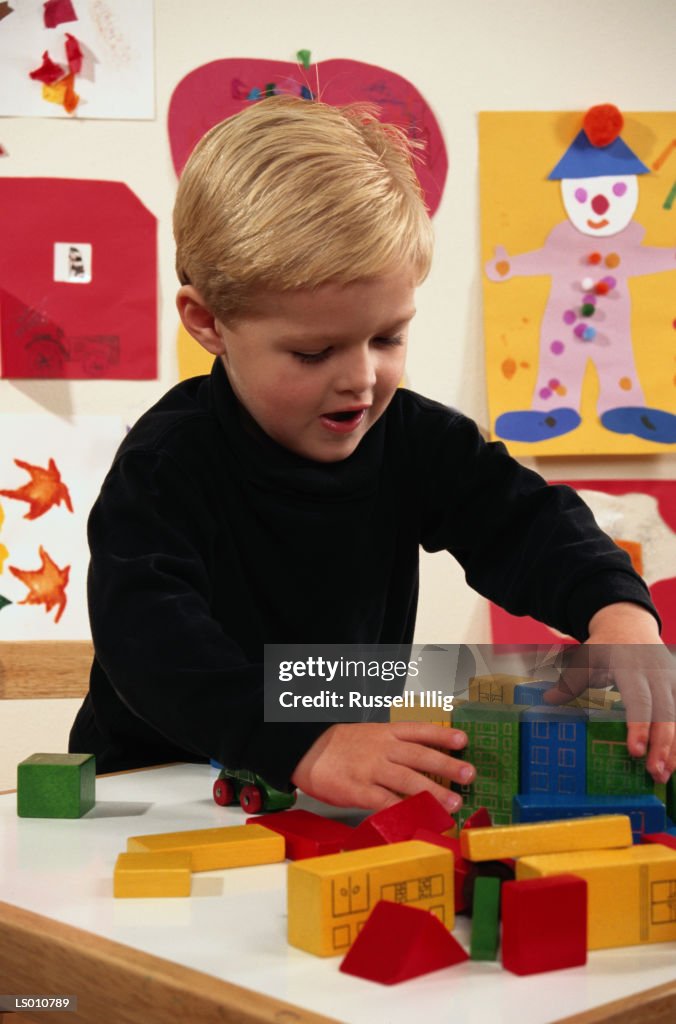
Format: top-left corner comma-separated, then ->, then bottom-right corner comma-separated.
494,407 -> 581,442
601,406 -> 676,444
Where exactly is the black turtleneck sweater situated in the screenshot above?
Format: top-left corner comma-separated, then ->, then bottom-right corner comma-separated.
69,358 -> 657,787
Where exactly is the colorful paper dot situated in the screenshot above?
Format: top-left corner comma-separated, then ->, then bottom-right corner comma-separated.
605,253 -> 620,268
588,252 -> 602,264
550,340 -> 565,355
619,377 -> 633,390
612,183 -> 627,197
582,277 -> 594,290
581,303 -> 595,317
602,276 -> 617,290
574,324 -> 586,339
539,387 -> 552,400
563,310 -> 577,325
574,188 -> 588,203
583,326 -> 596,341
554,384 -> 567,396
583,293 -> 596,304
548,378 -> 560,389
594,281 -> 609,295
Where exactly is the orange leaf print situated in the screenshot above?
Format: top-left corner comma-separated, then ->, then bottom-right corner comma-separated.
0,458 -> 73,520
9,546 -> 70,623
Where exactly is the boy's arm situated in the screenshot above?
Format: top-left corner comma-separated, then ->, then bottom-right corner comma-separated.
417,410 -> 670,775
545,602 -> 676,783
87,448 -> 327,791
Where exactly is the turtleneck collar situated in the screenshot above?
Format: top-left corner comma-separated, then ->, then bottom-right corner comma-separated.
207,356 -> 385,501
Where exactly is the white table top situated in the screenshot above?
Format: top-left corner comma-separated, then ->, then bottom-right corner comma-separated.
1,763 -> 675,1024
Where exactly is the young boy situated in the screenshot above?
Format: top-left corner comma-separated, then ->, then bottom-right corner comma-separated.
69,96 -> 675,812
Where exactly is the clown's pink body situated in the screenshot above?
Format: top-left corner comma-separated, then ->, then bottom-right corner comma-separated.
487,220 -> 676,416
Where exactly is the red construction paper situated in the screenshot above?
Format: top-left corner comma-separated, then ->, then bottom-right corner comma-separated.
64,33 -> 82,74
29,51 -> 65,85
490,479 -> 676,645
168,58 -> 447,217
0,178 -> 157,380
43,0 -> 77,29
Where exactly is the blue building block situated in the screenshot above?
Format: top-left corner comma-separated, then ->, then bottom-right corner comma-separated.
512,793 -> 665,842
513,681 -> 551,707
520,706 -> 587,796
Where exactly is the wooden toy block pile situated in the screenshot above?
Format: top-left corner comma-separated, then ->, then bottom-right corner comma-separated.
15,744 -> 676,985
393,675 -> 671,836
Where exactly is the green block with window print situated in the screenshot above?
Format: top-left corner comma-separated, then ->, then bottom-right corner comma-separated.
586,712 -> 654,796
452,702 -> 523,826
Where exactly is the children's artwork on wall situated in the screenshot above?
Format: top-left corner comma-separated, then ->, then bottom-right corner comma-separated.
0,0 -> 154,118
490,480 -> 676,644
0,415 -> 123,639
481,108 -> 676,455
168,55 -> 448,382
0,178 -> 157,379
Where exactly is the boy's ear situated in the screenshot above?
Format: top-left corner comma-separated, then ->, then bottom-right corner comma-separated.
176,285 -> 226,355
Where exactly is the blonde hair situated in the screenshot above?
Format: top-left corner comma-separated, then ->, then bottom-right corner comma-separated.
173,95 -> 434,321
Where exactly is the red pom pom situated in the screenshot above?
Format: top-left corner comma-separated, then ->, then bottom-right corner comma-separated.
583,104 -> 624,148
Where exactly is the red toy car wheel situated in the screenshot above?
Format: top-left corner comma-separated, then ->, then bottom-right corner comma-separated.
213,779 -> 235,806
240,784 -> 263,813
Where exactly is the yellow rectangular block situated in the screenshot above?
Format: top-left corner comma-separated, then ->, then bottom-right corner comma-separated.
571,688 -> 624,710
468,674 -> 529,705
114,851 -> 192,898
460,814 -> 633,862
288,839 -> 454,957
389,703 -> 452,725
517,845 -> 676,949
127,824 -> 284,871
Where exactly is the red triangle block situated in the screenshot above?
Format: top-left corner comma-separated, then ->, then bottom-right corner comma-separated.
462,806 -> 492,830
642,833 -> 676,851
340,900 -> 468,984
343,792 -> 455,851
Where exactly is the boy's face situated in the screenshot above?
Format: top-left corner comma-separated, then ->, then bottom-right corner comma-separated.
215,268 -> 417,462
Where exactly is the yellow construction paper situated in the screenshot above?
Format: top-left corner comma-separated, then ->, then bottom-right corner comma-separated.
480,111 -> 676,456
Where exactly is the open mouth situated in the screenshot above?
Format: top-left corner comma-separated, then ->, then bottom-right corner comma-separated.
587,218 -> 609,229
319,408 -> 368,433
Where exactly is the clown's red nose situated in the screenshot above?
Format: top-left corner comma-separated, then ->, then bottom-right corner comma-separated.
591,194 -> 610,215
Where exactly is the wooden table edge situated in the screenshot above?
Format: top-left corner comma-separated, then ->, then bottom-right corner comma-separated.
0,901 -> 341,1024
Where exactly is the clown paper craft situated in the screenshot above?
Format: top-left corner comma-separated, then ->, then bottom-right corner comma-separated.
482,107 -> 676,456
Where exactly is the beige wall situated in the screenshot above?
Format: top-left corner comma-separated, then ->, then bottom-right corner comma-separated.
1,0 -> 674,773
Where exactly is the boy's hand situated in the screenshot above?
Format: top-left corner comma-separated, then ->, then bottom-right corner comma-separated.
544,602 -> 676,783
290,722 -> 474,813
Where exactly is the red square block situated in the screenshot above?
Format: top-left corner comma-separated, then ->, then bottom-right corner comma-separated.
245,809 -> 353,860
501,875 -> 587,975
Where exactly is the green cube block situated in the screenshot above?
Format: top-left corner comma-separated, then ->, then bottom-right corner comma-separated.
452,703 -> 522,826
17,753 -> 96,818
586,712 -> 653,796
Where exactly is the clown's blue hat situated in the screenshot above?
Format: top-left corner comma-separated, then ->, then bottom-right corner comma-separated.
548,104 -> 649,180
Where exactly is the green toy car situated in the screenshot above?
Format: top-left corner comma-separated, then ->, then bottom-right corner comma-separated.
212,767 -> 296,814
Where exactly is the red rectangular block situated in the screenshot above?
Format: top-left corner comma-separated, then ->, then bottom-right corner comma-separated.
642,833 -> 676,852
246,809 -> 353,860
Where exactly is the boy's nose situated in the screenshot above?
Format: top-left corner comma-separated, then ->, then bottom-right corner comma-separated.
336,350 -> 377,396
591,193 -> 610,215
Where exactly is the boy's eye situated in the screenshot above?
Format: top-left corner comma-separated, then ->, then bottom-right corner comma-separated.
293,349 -> 331,364
292,335 -> 403,365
